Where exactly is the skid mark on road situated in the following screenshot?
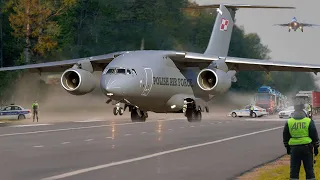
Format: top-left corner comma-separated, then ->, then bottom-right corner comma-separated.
41,126 -> 283,180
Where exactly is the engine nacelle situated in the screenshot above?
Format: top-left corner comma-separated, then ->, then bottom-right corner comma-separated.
61,68 -> 96,95
197,68 -> 232,94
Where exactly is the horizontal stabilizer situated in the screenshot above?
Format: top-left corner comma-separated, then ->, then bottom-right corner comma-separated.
182,4 -> 295,10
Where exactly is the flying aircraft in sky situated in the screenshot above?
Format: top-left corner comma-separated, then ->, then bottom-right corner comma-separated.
274,17 -> 320,32
1,4 -> 320,123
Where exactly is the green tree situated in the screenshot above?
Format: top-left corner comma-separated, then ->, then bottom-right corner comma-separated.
6,0 -> 76,63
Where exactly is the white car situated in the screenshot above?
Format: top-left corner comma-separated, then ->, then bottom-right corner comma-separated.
228,105 -> 268,118
279,106 -> 308,118
0,105 -> 32,120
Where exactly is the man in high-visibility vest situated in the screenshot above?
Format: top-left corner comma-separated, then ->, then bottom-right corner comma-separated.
307,103 -> 312,118
283,99 -> 319,180
32,101 -> 39,122
249,104 -> 254,117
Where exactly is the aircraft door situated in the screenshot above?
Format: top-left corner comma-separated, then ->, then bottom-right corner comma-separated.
141,68 -> 153,96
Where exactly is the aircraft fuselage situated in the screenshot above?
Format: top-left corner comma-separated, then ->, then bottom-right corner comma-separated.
289,21 -> 303,31
100,51 -> 209,113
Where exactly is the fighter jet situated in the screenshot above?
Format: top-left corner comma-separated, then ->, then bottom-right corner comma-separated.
1,4 -> 320,123
274,17 -> 320,32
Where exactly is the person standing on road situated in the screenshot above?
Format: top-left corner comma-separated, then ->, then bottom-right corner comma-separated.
307,103 -> 312,119
32,100 -> 39,122
250,104 -> 254,117
283,99 -> 319,180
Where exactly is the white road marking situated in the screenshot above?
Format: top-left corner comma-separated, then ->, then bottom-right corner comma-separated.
41,126 -> 283,180
61,142 -> 70,145
85,139 -> 93,142
190,126 -> 195,128
141,132 -> 147,134
124,134 -> 132,136
10,124 -> 52,128
33,145 -> 44,148
210,123 -> 215,125
0,119 -> 184,137
74,120 -> 104,123
105,137 -> 113,139
245,118 -> 286,121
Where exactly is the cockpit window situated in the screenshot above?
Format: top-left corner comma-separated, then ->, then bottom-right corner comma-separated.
132,69 -> 137,75
106,68 -> 116,74
117,69 -> 126,74
103,68 -> 134,75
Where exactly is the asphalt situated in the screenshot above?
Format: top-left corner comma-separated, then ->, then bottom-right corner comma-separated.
0,115 -> 315,180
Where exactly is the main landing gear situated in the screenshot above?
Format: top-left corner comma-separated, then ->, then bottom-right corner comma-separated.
183,100 -> 203,122
130,106 -> 148,122
111,102 -> 148,122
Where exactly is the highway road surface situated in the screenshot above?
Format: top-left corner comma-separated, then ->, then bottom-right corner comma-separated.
0,116 -> 316,180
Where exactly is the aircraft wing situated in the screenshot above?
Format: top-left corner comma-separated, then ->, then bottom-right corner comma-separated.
301,23 -> 320,27
0,51 -> 127,73
273,23 -> 290,27
170,52 -> 320,74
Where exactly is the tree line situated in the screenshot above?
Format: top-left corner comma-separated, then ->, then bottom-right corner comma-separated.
0,0 -> 316,97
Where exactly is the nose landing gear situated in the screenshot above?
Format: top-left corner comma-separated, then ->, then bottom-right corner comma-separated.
113,103 -> 124,116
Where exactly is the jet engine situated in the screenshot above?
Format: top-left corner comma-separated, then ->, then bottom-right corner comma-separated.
197,68 -> 233,94
61,68 -> 96,95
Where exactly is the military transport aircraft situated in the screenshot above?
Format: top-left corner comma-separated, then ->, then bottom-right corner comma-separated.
274,17 -> 320,32
1,4 -> 320,123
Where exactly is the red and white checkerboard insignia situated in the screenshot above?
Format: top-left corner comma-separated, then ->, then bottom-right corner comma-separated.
220,18 -> 229,31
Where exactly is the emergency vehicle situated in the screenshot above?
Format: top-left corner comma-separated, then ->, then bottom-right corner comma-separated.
254,86 -> 287,114
0,104 -> 32,120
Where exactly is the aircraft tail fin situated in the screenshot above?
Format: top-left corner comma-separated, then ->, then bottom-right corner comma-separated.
182,4 -> 294,57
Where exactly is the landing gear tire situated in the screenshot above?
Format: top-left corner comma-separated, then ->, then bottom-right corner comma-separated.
113,107 -> 124,116
113,107 -> 118,116
186,109 -> 202,122
131,108 -> 147,122
119,107 -> 124,116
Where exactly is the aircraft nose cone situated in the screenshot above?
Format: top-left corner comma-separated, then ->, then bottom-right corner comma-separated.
105,80 -> 124,96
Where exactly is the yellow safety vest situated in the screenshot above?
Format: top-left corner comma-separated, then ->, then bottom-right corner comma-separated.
288,117 -> 312,145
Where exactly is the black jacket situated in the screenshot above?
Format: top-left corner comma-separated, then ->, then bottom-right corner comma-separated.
283,110 -> 319,147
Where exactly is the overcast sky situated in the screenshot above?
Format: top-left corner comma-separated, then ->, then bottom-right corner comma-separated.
195,0 -> 320,65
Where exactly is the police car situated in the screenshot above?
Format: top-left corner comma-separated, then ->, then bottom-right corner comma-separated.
228,105 -> 268,118
0,105 -> 32,120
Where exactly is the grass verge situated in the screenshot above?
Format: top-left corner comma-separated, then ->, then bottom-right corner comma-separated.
238,155 -> 320,180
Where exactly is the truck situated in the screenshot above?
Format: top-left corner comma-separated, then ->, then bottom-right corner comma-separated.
295,91 -> 320,115
254,86 -> 287,114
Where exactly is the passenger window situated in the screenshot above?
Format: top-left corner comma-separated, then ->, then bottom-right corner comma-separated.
13,106 -> 21,110
127,69 -> 132,74
4,107 -> 11,111
132,69 -> 137,75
